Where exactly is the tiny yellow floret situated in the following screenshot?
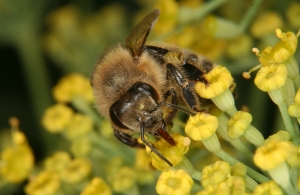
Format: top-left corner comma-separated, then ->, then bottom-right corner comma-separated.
0,144 -> 34,183
195,66 -> 233,99
60,158 -> 92,184
52,73 -> 93,103
196,181 -> 230,195
25,171 -> 61,195
156,169 -> 193,195
44,151 -> 71,172
254,64 -> 287,92
110,166 -> 137,192
42,103 -> 73,133
252,181 -> 282,195
231,163 -> 247,177
253,140 -> 291,170
287,144 -> 300,169
65,113 -> 93,140
185,113 -> 218,141
264,130 -> 291,144
201,161 -> 231,188
227,111 -> 252,139
80,177 -> 112,195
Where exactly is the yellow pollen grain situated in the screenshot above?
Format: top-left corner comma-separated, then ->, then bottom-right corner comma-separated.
139,103 -> 145,110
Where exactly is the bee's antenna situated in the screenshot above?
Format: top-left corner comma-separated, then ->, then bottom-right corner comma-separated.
139,120 -> 173,167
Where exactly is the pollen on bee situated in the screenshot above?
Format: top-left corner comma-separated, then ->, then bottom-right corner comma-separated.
139,103 -> 145,110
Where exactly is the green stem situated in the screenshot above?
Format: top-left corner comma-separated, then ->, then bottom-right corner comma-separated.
123,185 -> 139,195
278,103 -> 298,144
239,0 -> 263,32
15,27 -> 52,120
178,0 -> 228,25
174,156 -> 201,181
245,175 -> 258,191
215,149 -> 270,183
71,96 -> 102,128
89,132 -> 134,163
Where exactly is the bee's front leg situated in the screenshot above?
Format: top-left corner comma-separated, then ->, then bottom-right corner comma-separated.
166,63 -> 200,112
163,88 -> 178,126
114,129 -> 145,148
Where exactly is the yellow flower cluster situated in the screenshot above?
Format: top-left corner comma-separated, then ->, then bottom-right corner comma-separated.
53,73 -> 93,103
0,118 -> 34,184
196,161 -> 256,195
25,151 -> 94,195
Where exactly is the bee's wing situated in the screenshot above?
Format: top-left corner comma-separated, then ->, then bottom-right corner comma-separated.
126,9 -> 160,58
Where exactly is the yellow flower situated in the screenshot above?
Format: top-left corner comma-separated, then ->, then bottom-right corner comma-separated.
201,161 -> 231,188
264,130 -> 291,144
254,64 -> 287,92
65,113 -> 93,140
80,177 -> 112,195
257,46 -> 273,66
226,176 -> 246,195
288,88 -> 300,119
0,144 -> 34,183
70,136 -> 92,157
227,111 -> 252,139
25,171 -> 61,195
185,113 -> 220,153
195,66 -> 233,99
110,166 -> 137,193
254,140 -> 292,189
252,181 -> 282,195
230,163 -> 246,178
288,103 -> 300,118
195,66 -> 236,116
41,103 -> 73,133
153,0 -> 179,35
231,163 -> 258,192
52,73 -> 93,103
254,140 -> 291,171
44,151 -> 71,172
245,29 -> 299,83
156,169 -> 193,195
146,133 -> 190,170
274,29 -> 299,58
196,182 -> 230,195
287,144 -> 300,169
60,158 -> 92,184
227,111 -> 264,146
250,12 -> 283,38
185,113 -> 218,141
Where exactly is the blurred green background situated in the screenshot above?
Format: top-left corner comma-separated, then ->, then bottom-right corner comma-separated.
0,0 -> 299,194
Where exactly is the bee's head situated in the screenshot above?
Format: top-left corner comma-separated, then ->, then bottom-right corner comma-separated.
109,82 -> 163,132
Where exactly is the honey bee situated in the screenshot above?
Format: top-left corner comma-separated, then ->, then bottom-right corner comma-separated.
91,9 -> 214,166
